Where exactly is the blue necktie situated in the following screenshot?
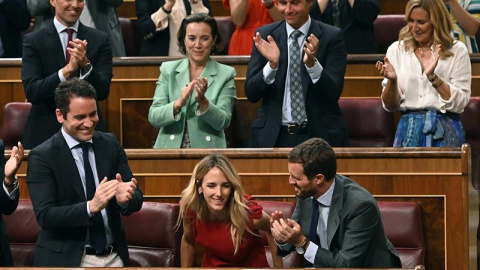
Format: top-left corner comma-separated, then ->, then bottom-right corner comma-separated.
79,143 -> 107,253
309,199 -> 320,245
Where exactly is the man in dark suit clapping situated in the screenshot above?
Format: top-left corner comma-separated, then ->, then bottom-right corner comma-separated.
27,79 -> 142,267
21,0 -> 112,149
245,0 -> 349,148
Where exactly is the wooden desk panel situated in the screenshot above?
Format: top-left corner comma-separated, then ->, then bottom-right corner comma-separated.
8,146 -> 476,269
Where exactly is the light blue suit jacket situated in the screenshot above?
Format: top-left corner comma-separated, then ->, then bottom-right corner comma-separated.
149,58 -> 236,148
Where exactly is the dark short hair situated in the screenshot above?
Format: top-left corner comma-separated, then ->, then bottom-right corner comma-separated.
177,13 -> 224,55
288,138 -> 337,181
54,79 -> 97,118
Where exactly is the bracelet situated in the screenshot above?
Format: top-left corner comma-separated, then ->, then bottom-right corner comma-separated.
430,75 -> 444,88
4,179 -> 16,189
428,74 -> 437,82
161,6 -> 172,14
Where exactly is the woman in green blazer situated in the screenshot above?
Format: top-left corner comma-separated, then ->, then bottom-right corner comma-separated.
148,13 -> 237,148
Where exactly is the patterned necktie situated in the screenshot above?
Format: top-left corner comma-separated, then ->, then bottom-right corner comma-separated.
331,0 -> 341,28
79,143 -> 107,253
309,199 -> 320,245
289,30 -> 307,124
65,28 -> 74,63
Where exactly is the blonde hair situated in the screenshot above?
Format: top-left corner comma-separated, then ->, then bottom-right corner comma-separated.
398,0 -> 454,58
176,154 -> 254,254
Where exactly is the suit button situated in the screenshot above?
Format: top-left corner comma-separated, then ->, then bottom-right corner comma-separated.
205,136 -> 211,142
170,135 -> 175,140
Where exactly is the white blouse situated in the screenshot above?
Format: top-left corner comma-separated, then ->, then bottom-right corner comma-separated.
381,40 -> 471,114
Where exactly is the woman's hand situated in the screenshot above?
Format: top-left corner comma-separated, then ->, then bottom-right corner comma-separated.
421,44 -> 441,79
164,0 -> 176,11
174,81 -> 196,112
376,57 -> 397,81
194,77 -> 209,112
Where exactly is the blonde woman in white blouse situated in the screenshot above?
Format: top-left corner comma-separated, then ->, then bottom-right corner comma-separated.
376,0 -> 471,147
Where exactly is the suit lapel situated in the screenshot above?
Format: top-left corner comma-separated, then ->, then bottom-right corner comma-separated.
46,23 -> 68,68
327,175 -> 343,247
175,59 -> 195,108
274,23 -> 288,97
52,131 -> 86,201
92,132 -> 109,185
199,59 -> 216,100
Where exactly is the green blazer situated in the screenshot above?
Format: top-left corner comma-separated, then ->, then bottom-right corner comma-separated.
149,58 -> 237,148
279,174 -> 401,268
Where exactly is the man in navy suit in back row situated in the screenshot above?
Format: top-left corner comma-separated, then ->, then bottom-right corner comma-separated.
245,0 -> 349,148
21,0 -> 112,149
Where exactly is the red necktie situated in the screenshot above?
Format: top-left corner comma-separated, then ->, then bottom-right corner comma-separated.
65,28 -> 74,63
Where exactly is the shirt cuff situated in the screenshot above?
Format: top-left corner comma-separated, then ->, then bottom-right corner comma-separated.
275,239 -> 292,250
304,241 -> 318,264
195,105 -> 209,116
58,69 -> 67,82
174,108 -> 181,121
3,178 -> 18,199
263,62 -> 277,84
118,201 -> 129,209
79,64 -> 92,79
306,58 -> 322,83
87,201 -> 93,217
151,8 -> 169,31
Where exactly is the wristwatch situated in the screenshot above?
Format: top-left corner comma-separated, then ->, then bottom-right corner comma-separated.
295,238 -> 309,255
81,61 -> 92,73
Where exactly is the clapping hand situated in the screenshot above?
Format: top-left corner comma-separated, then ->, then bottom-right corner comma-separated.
376,57 -> 397,80
253,32 -> 280,69
303,34 -> 319,68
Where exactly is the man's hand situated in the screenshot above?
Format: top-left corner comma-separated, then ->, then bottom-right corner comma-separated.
5,142 -> 24,184
303,34 -> 319,68
253,32 -> 280,69
68,39 -> 89,68
115,173 -> 137,206
271,217 -> 305,246
89,177 -> 118,214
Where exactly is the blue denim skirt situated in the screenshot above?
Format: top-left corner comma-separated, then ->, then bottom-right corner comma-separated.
394,110 -> 465,147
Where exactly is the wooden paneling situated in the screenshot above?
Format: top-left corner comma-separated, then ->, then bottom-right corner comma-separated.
9,146 -> 477,269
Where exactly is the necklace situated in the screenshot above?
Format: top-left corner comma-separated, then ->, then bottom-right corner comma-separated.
418,46 -> 431,52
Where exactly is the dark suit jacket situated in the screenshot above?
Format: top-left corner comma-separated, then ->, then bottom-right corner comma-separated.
0,0 -> 31,57
26,130 -> 143,267
26,0 -> 125,56
135,0 -> 211,56
245,19 -> 349,147
0,140 -> 19,266
309,0 -> 379,54
279,175 -> 401,268
21,22 -> 112,149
